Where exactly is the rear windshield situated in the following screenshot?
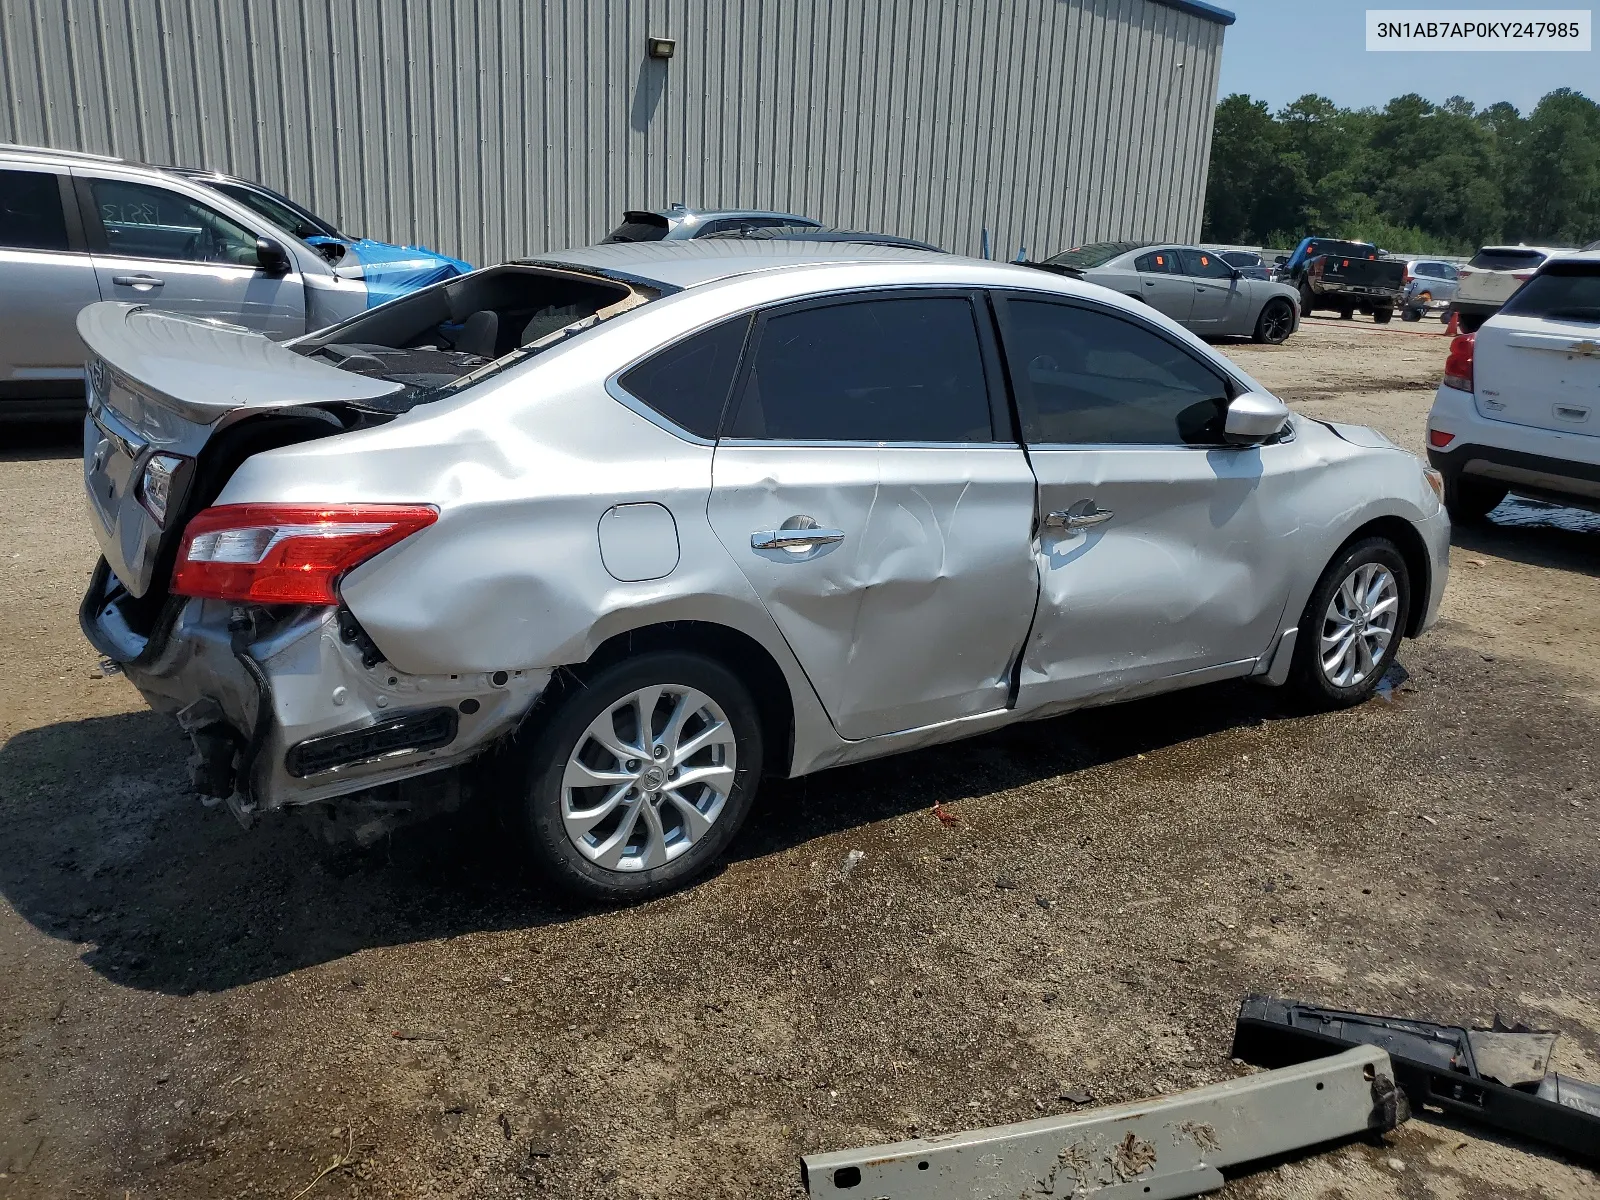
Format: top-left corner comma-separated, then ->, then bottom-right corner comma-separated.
1498,262 -> 1600,323
1042,241 -> 1141,268
1220,251 -> 1261,267
602,212 -> 670,244
1468,247 -> 1548,270
1304,240 -> 1377,260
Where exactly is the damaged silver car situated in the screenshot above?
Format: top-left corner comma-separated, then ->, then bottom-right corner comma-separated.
79,241 -> 1450,901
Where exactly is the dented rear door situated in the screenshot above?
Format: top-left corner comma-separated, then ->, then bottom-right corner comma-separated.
706,292 -> 1037,740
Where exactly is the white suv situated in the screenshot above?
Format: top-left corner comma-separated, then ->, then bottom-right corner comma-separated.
1451,245 -> 1571,332
1427,250 -> 1600,521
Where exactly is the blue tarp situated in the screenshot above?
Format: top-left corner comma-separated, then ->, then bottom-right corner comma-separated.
308,236 -> 473,308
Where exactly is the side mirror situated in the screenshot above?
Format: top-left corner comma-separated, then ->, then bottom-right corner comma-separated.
1274,255 -> 1288,266
1228,266 -> 1242,280
255,236 -> 290,277
1223,391 -> 1290,445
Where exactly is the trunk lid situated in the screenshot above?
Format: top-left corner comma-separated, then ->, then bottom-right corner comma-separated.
1474,316 -> 1600,435
79,302 -> 404,598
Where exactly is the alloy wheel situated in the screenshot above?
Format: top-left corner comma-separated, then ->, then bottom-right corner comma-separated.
1319,562 -> 1400,688
560,685 -> 737,871
1260,302 -> 1292,342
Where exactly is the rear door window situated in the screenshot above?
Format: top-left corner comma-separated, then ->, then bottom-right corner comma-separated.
1178,249 -> 1233,279
728,296 -> 995,442
617,316 -> 751,439
1001,298 -> 1233,445
1134,250 -> 1177,274
89,178 -> 260,265
0,169 -> 70,252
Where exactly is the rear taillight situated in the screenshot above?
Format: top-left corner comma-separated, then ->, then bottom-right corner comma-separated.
1458,268 -> 1474,277
1512,271 -> 1535,281
1403,271 -> 1413,284
1442,332 -> 1475,393
171,504 -> 438,605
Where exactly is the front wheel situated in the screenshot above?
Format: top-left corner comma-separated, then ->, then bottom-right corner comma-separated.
1373,306 -> 1393,324
1401,307 -> 1422,322
1253,298 -> 1295,344
1289,538 -> 1411,710
509,651 -> 763,902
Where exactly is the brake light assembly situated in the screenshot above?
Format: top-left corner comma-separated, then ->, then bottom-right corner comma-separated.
1442,332 -> 1475,393
171,503 -> 438,605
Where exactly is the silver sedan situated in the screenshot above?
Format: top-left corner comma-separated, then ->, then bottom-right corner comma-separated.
1035,241 -> 1302,343
79,241 -> 1447,901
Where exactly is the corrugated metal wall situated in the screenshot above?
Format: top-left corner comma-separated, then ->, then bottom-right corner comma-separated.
0,0 -> 1223,266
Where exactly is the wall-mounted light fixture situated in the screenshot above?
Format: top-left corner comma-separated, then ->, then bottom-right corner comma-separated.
647,36 -> 675,59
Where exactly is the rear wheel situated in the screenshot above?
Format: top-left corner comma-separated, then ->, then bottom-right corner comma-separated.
1458,313 -> 1486,333
1443,475 -> 1507,523
1253,298 -> 1294,344
508,651 -> 763,902
1373,306 -> 1393,324
1401,306 -> 1422,322
1290,538 -> 1411,710
1298,282 -> 1315,315
1339,307 -> 1355,320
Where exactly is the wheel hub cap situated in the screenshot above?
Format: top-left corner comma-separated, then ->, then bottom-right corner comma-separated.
1320,562 -> 1399,688
559,685 -> 737,873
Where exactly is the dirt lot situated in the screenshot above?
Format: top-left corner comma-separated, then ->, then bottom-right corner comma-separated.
2,317 -> 1597,1199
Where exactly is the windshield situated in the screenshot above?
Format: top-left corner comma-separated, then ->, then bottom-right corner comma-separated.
602,212 -> 670,243
1499,264 -> 1600,323
214,183 -> 339,241
1042,241 -> 1142,269
1220,251 -> 1260,267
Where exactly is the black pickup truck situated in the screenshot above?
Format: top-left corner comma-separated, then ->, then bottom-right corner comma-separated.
1274,238 -> 1406,322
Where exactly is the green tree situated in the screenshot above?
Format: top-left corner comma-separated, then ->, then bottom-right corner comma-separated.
1514,89 -> 1600,242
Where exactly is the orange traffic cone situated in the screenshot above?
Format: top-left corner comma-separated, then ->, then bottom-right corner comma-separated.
1445,310 -> 1460,336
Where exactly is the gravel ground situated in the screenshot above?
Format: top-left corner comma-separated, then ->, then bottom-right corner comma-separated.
2,317 -> 1597,1199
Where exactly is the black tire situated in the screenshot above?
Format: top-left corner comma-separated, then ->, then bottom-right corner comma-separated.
1253,298 -> 1295,344
508,651 -> 763,902
1289,537 -> 1412,711
1339,307 -> 1355,320
1443,474 -> 1507,523
1298,281 -> 1315,315
1401,307 -> 1421,322
1373,306 -> 1393,324
1458,313 -> 1485,333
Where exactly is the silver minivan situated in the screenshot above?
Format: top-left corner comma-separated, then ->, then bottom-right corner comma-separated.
0,144 -> 369,416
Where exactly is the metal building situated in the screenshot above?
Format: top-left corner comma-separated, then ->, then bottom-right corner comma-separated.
0,0 -> 1233,266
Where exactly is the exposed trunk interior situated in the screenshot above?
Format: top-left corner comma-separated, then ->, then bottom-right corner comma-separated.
292,265 -> 646,393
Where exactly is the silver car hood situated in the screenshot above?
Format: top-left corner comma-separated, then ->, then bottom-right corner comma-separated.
77,302 -> 403,426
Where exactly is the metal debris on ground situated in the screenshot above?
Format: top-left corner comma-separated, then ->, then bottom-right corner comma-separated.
800,1045 -> 1403,1198
1232,995 -> 1600,1164
931,802 -> 960,827
839,849 -> 867,880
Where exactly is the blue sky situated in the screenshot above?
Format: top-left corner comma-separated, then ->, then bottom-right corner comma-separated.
1215,0 -> 1597,114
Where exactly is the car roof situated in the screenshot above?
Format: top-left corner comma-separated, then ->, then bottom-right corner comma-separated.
528,238 -> 967,289
634,204 -> 819,224
0,141 -> 124,166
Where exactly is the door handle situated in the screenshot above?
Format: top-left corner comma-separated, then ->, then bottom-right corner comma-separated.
111,274 -> 164,289
1142,279 -> 1157,286
751,528 -> 846,551
1044,502 -> 1114,530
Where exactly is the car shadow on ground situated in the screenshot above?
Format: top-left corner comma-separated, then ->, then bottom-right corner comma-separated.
0,418 -> 81,462
1455,498 -> 1600,576
0,679 -> 1293,996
